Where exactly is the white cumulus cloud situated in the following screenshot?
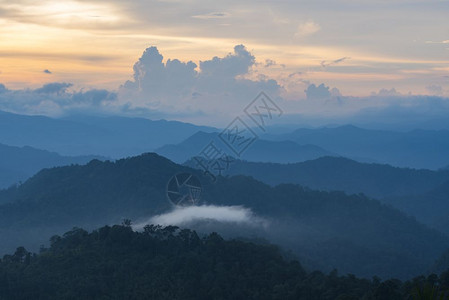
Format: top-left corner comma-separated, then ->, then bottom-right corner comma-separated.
118,44 -> 281,120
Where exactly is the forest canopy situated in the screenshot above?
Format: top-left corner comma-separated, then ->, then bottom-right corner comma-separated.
0,224 -> 448,300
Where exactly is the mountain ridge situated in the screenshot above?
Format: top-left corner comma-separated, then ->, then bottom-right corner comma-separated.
0,142 -> 105,189
184,156 -> 449,199
0,110 -> 216,157
156,131 -> 336,164
263,125 -> 449,169
0,152 -> 447,279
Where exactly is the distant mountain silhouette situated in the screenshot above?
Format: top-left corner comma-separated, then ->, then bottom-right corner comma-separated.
155,131 -> 336,164
0,153 -> 447,279
391,180 -> 449,235
0,110 -> 216,157
0,143 -> 104,189
263,125 -> 449,169
184,156 -> 449,199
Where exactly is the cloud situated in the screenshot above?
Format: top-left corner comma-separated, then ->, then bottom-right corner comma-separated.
1,0 -> 448,103
0,0 -> 123,31
0,82 -> 117,116
295,21 -> 320,38
371,88 -> 402,97
426,84 -> 443,96
320,57 -> 350,68
305,83 -> 331,100
264,59 -> 277,68
303,83 -> 342,102
345,95 -> 449,129
133,205 -> 268,229
279,85 -> 449,130
1,44 -> 449,129
119,44 -> 281,119
330,87 -> 342,97
288,72 -> 303,78
43,69 -> 52,74
425,40 -> 449,44
199,44 -> 255,79
192,12 -> 229,19
72,89 -> 117,106
120,46 -> 198,109
0,84 -> 7,93
35,82 -> 72,94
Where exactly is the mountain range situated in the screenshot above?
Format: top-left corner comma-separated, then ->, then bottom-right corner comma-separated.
0,143 -> 104,189
3,110 -> 449,170
0,153 -> 447,279
0,110 -> 216,157
186,156 -> 449,234
184,156 -> 449,199
155,131 -> 335,164
263,125 -> 449,169
391,181 -> 449,235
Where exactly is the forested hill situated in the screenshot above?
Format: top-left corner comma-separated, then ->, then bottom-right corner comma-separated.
185,156 -> 449,199
0,153 -> 448,279
392,180 -> 449,235
185,156 -> 449,236
1,224 -> 448,300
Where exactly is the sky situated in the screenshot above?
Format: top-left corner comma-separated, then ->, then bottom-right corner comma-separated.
0,0 -> 448,126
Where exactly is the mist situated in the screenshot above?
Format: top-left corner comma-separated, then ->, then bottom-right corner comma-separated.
133,205 -> 269,230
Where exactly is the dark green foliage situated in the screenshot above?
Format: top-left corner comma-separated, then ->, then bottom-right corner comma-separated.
203,176 -> 449,278
0,225 -> 449,300
187,155 -> 449,240
0,225 -> 305,299
0,153 -> 448,279
0,154 -> 183,229
433,250 -> 449,275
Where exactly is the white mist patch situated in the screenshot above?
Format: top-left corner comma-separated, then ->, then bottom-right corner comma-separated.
134,205 -> 268,229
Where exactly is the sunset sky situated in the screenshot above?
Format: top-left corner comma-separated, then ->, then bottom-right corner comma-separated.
0,0 -> 448,125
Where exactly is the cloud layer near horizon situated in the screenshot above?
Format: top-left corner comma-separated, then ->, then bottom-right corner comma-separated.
1,45 -> 449,129
0,82 -> 116,116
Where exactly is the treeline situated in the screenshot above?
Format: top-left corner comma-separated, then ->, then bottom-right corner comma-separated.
0,224 -> 448,299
